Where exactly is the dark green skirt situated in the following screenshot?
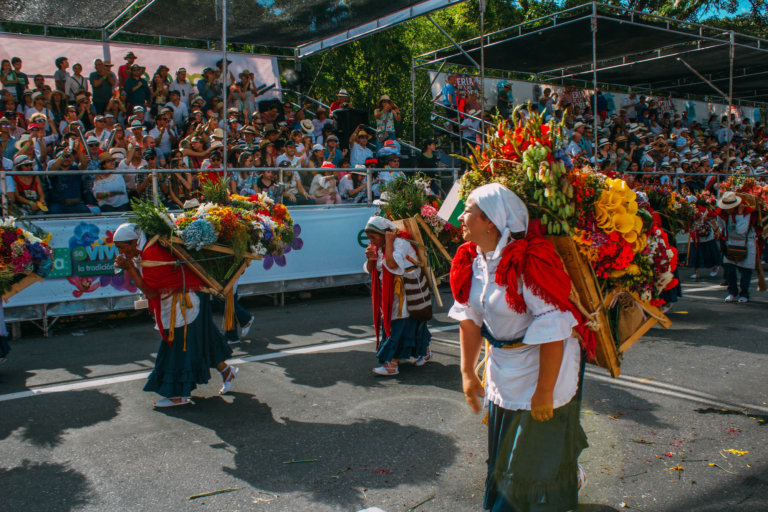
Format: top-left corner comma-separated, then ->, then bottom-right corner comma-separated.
484,398 -> 588,512
143,293 -> 233,398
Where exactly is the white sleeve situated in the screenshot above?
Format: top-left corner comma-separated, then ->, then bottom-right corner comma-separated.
521,283 -> 578,345
383,237 -> 413,275
448,300 -> 482,327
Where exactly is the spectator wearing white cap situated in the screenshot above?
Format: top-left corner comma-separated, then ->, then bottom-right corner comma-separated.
171,67 -> 196,105
324,134 -> 344,166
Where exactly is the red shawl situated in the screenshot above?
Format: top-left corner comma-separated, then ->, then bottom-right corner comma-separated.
450,223 -> 596,358
370,231 -> 413,347
140,242 -> 206,346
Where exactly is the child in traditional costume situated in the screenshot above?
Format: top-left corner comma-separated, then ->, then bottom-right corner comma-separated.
113,223 -> 238,407
449,184 -> 589,512
364,216 -> 432,376
689,205 -> 720,280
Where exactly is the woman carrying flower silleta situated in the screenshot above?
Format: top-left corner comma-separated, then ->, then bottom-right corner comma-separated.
364,216 -> 432,376
113,223 -> 238,408
450,184 -> 588,512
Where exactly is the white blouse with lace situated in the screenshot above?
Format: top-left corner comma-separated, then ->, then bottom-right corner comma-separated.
448,234 -> 581,411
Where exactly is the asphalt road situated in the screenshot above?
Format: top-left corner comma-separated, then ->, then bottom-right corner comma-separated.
1,273 -> 767,512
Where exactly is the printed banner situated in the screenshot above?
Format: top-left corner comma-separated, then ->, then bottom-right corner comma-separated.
4,206 -> 377,308
0,33 -> 281,100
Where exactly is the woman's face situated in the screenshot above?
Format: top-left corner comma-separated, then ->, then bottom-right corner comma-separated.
458,198 -> 495,243
366,231 -> 384,247
115,240 -> 139,259
244,156 -> 253,168
1,61 -> 10,72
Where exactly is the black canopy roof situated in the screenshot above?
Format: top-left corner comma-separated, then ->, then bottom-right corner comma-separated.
418,3 -> 768,105
0,0 -> 465,57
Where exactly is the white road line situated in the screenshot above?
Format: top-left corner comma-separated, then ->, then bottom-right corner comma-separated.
683,278 -> 757,294
3,323 -> 766,417
0,325 -> 459,403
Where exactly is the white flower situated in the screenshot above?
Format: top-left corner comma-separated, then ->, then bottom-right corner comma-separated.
0,216 -> 17,228
196,202 -> 215,215
257,192 -> 274,207
251,243 -> 267,256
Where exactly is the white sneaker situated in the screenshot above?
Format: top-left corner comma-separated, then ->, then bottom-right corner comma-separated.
219,365 -> 239,394
724,294 -> 737,303
240,315 -> 255,338
662,303 -> 672,313
372,362 -> 399,376
577,463 -> 588,494
414,351 -> 433,367
689,273 -> 699,280
154,397 -> 191,408
227,339 -> 242,345
738,297 -> 749,303
709,268 -> 719,277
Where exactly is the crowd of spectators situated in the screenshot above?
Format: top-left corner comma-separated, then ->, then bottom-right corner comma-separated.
435,74 -> 768,198
1,52 -> 426,216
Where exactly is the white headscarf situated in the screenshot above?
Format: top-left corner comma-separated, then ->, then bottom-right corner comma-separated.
364,216 -> 397,234
113,222 -> 148,251
113,223 -> 139,242
468,183 -> 529,240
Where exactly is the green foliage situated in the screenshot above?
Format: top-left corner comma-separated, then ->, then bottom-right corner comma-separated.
130,198 -> 174,237
200,178 -> 230,205
378,175 -> 434,220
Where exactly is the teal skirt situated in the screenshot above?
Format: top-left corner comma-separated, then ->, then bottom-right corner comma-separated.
144,293 -> 233,398
484,398 -> 588,512
376,317 -> 431,363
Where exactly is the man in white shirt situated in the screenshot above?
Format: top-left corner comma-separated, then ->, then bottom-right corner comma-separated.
165,90 -> 188,127
172,68 -> 196,105
148,115 -> 177,160
621,92 -> 637,121
566,132 -> 584,159
275,141 -> 305,167
349,126 -> 374,167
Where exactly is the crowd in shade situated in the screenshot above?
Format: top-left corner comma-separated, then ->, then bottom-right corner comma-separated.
1,51 -> 446,216
438,74 -> 767,195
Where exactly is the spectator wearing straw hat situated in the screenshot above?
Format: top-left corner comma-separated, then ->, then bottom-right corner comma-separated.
9,154 -> 46,215
330,89 -> 351,115
197,68 -> 221,111
718,191 -> 757,303
374,94 -> 400,143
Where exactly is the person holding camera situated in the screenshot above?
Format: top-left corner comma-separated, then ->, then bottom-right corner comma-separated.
374,94 -> 400,144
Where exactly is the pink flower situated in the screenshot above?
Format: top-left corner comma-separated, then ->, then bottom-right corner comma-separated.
421,205 -> 438,218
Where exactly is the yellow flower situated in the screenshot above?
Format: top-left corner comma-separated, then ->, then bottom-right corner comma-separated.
625,264 -> 641,276
613,213 -> 636,234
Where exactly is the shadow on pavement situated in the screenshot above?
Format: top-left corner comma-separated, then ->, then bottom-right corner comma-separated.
576,505 -> 622,511
583,380 -> 674,430
275,349 -> 461,391
0,389 -> 121,447
162,391 -> 458,509
0,460 -> 93,512
665,462 -> 768,511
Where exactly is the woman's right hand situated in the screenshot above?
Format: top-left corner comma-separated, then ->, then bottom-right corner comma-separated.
364,243 -> 377,261
462,372 -> 485,414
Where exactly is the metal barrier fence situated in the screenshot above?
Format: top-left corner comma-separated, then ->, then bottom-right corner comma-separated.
1,166 -> 460,219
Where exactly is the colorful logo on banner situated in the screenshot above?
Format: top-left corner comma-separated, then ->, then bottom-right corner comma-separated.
64,222 -> 137,297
